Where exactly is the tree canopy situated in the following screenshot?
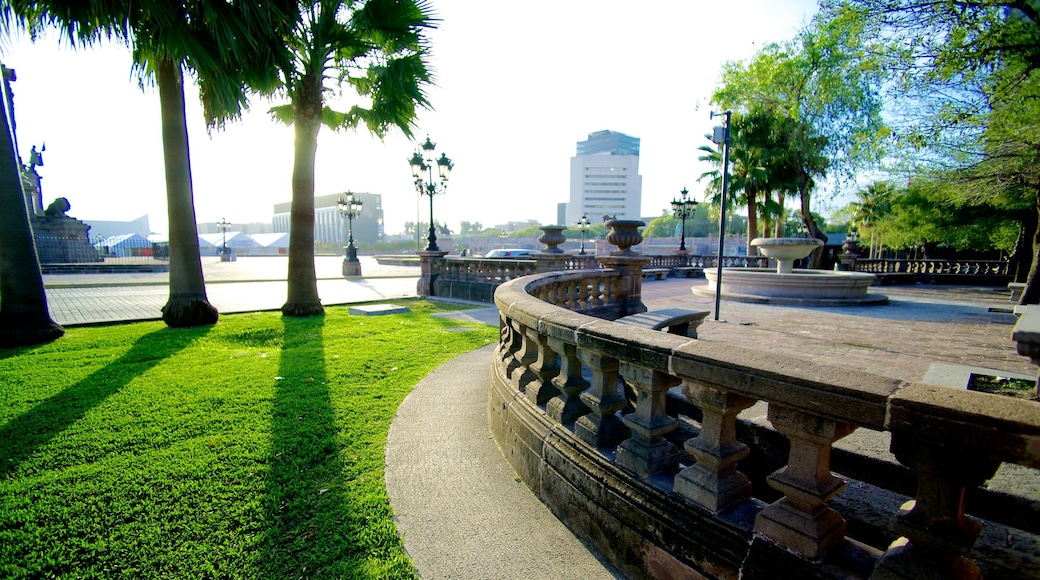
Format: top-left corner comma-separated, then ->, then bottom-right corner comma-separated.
710,10 -> 888,263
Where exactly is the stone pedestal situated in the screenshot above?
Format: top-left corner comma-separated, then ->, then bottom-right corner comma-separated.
31,214 -> 101,264
597,255 -> 651,317
416,250 -> 448,296
840,251 -> 859,272
342,247 -> 362,277
598,219 -> 650,317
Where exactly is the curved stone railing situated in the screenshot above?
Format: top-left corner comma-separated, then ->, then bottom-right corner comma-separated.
855,258 -> 1009,276
490,268 -> 1040,579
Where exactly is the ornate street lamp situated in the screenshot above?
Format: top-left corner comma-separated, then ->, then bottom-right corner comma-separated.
216,217 -> 232,261
337,193 -> 363,276
576,214 -> 591,255
499,231 -> 508,249
670,187 -> 698,252
409,136 -> 453,252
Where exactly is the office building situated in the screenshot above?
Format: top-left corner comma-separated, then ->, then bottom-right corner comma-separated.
568,130 -> 642,226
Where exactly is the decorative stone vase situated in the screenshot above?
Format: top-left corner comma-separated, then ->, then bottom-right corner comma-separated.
605,219 -> 645,255
538,225 -> 567,254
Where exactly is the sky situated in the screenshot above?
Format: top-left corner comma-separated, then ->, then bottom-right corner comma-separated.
1,0 -> 822,236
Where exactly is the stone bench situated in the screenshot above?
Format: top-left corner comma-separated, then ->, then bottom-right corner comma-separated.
1010,282 -> 1026,302
671,266 -> 702,278
643,268 -> 670,280
616,307 -> 710,338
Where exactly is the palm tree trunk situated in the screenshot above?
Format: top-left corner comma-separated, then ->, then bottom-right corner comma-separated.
157,57 -> 218,328
0,90 -> 64,347
282,76 -> 324,317
761,190 -> 773,240
774,192 -> 787,237
746,192 -> 759,256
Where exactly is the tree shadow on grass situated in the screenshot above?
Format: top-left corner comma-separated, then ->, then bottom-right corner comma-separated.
0,326 -> 210,478
261,315 -> 352,577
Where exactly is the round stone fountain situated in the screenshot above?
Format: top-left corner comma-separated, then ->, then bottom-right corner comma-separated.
692,237 -> 887,306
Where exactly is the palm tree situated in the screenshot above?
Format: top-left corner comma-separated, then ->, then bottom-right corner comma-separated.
0,61 -> 64,347
272,0 -> 435,317
9,1 -> 293,327
698,113 -> 769,255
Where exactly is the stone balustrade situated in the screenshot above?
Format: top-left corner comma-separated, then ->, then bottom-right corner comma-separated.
489,267 -> 1040,579
421,253 -> 770,303
855,259 -> 1009,277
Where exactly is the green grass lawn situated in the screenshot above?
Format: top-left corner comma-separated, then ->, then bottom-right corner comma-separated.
0,301 -> 497,579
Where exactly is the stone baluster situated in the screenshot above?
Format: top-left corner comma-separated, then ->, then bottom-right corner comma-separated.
545,337 -> 591,424
674,380 -> 757,512
754,405 -> 855,560
523,327 -> 561,405
871,435 -> 1000,580
615,363 -> 681,478
502,319 -> 528,375
575,349 -> 629,448
416,250 -> 448,296
559,281 -> 571,308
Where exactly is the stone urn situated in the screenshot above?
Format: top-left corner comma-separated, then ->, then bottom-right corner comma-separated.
538,225 -> 567,254
751,237 -> 824,274
605,219 -> 645,256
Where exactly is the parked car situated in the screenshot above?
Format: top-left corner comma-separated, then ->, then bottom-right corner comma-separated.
484,249 -> 536,258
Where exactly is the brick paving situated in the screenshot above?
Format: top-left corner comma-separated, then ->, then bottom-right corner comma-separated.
648,278 -> 1035,382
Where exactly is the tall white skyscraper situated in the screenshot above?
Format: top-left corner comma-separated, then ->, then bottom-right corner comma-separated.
568,130 -> 642,226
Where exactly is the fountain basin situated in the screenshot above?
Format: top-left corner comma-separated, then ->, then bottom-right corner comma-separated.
752,237 -> 824,274
694,268 -> 887,306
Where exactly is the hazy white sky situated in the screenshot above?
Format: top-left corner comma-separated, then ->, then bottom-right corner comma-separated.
2,0 -> 820,235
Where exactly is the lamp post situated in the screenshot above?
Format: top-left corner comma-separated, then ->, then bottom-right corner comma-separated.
216,217 -> 232,261
710,111 -> 731,321
576,214 -> 591,255
670,187 -> 698,252
337,193 -> 363,276
499,231 -> 508,249
409,136 -> 453,252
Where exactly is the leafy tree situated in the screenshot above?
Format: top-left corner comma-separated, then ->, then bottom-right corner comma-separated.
825,1 -> 1040,299
712,11 -> 888,265
645,213 -> 678,238
272,0 -> 435,317
459,220 -> 482,235
10,0 -> 293,327
0,59 -> 63,346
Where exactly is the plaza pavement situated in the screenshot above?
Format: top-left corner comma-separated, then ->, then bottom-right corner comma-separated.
38,256 -> 1039,578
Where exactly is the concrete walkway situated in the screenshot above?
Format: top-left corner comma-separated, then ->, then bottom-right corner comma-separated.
385,345 -> 623,579
43,255 -> 420,326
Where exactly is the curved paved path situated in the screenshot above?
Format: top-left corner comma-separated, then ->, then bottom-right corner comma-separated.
385,345 -> 623,579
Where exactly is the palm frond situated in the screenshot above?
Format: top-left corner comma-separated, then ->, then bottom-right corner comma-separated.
269,103 -> 295,126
